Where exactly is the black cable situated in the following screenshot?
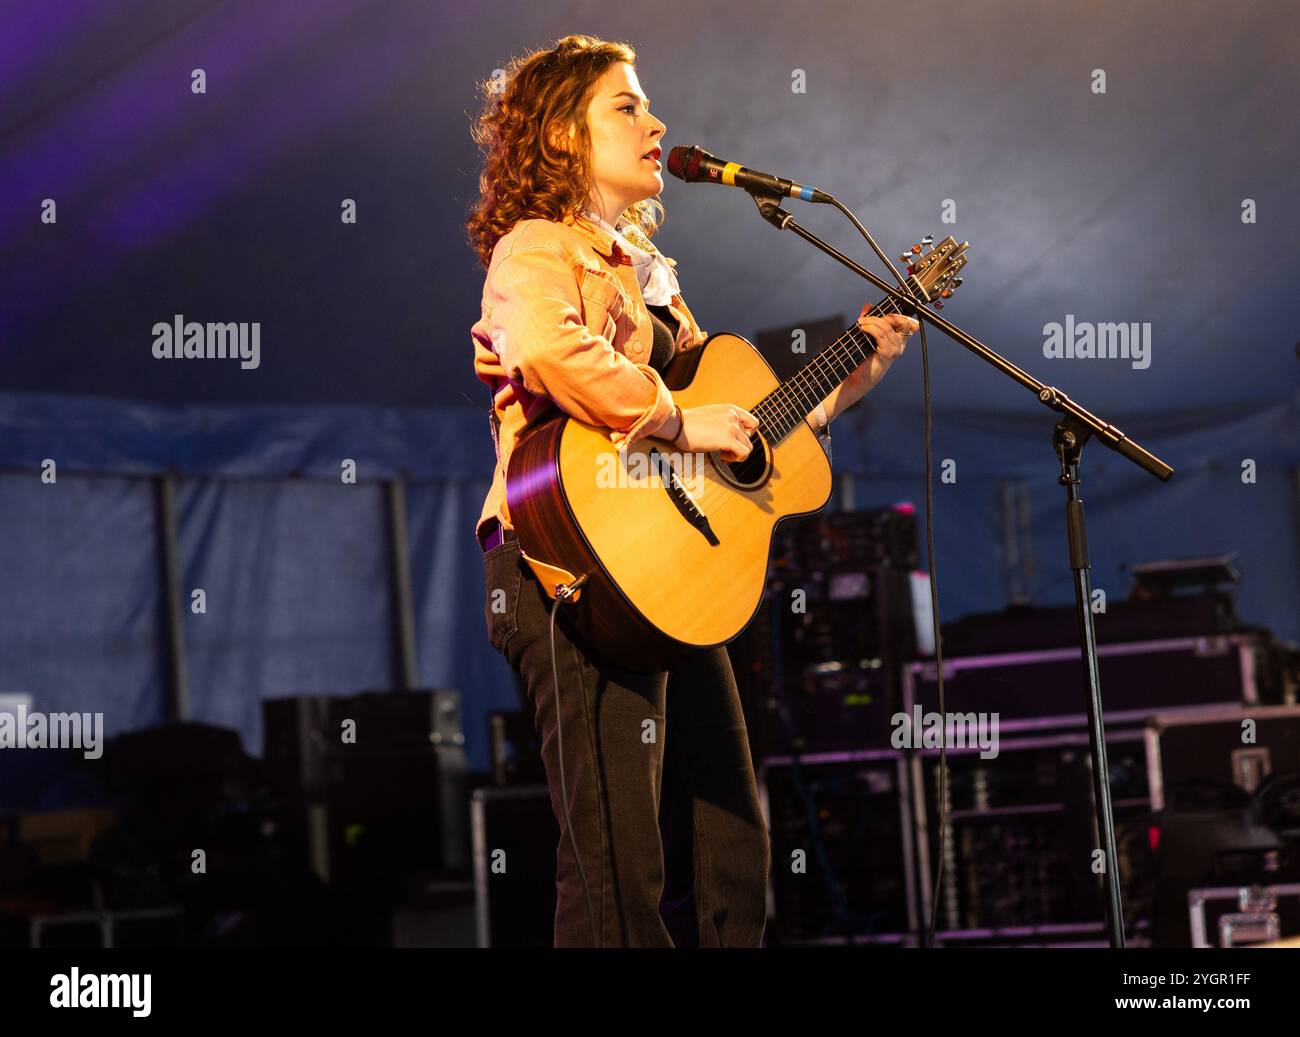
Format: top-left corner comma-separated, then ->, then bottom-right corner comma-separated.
824,199 -> 950,949
916,312 -> 949,948
547,579 -> 597,944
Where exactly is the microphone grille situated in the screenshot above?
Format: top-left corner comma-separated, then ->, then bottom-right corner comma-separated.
666,145 -> 697,181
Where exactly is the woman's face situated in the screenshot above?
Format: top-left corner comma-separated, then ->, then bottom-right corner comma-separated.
572,62 -> 666,224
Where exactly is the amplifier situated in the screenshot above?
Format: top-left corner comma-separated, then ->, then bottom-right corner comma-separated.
729,506 -> 923,759
762,661 -> 898,757
263,689 -> 470,885
772,505 -> 919,571
739,564 -> 919,757
939,594 -> 1241,655
1144,703 -> 1300,811
759,750 -> 918,944
768,565 -> 919,673
904,633 -> 1272,732
907,729 -> 1155,934
1188,883 -> 1300,947
1144,704 -> 1300,946
470,784 -> 557,947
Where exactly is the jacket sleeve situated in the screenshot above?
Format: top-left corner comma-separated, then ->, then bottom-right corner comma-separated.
487,243 -> 676,448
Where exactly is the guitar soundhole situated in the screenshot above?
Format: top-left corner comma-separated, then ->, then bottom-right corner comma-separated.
711,432 -> 772,490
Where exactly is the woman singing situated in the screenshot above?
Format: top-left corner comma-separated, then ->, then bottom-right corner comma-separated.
465,33 -> 916,947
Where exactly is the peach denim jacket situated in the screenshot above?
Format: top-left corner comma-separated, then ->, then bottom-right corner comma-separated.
467,211 -> 712,543
471,212 -> 827,544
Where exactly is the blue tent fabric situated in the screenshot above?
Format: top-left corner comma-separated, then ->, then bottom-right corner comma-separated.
0,391 -> 491,480
405,477 -> 523,772
0,471 -> 166,736
175,477 -> 397,758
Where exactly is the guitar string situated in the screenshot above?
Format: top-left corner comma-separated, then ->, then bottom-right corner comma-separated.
758,280 -> 916,436
756,291 -> 907,440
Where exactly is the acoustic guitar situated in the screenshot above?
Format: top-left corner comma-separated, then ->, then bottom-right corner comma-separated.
507,235 -> 969,671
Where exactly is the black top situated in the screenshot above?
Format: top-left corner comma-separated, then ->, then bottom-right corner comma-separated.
645,303 -> 679,374
642,302 -> 829,459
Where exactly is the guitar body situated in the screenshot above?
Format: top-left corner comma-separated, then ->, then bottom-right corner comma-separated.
507,332 -> 833,671
505,233 -> 970,672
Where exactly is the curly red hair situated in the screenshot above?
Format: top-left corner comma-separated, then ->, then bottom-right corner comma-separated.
465,34 -> 665,270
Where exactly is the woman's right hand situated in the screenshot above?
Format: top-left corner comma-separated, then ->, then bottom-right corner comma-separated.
670,404 -> 760,462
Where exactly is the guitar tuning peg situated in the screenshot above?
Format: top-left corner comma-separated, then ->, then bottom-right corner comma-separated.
898,254 -> 912,263
941,289 -> 954,298
953,277 -> 964,287
921,234 -> 935,246
910,244 -> 922,254
933,299 -> 944,310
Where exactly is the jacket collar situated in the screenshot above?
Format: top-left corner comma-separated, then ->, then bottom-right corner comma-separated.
563,209 -> 659,265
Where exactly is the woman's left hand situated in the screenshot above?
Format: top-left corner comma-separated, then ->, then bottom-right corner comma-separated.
843,309 -> 919,402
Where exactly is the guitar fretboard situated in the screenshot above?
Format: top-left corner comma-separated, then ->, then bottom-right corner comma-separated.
752,279 -> 919,442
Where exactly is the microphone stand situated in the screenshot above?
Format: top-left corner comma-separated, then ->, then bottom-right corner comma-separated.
744,188 -> 1174,949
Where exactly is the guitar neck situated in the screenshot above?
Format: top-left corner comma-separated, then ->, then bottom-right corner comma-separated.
752,286 -> 918,443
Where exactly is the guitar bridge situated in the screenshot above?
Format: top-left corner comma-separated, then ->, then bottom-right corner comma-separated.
648,447 -> 719,546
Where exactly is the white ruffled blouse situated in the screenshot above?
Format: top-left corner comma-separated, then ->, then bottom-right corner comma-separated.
583,209 -> 681,306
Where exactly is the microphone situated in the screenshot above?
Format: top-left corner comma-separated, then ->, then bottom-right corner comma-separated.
666,145 -> 833,203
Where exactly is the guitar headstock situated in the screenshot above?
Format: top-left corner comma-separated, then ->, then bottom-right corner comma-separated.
898,235 -> 969,310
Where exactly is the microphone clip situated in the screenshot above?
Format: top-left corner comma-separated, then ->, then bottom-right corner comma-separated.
749,188 -> 794,230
